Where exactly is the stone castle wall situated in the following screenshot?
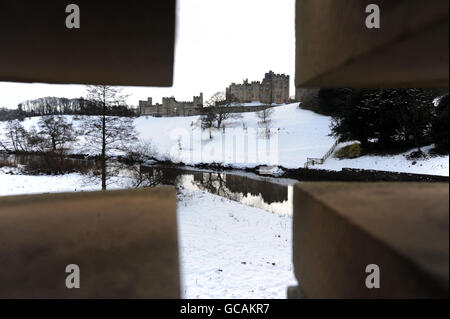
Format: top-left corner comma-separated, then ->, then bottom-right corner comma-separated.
139,93 -> 204,117
226,71 -> 289,104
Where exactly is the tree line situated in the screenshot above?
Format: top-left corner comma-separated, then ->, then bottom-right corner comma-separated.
1,96 -> 137,121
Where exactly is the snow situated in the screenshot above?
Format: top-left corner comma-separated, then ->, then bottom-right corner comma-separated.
1,102 -> 448,176
0,167 -> 132,196
0,169 -> 297,299
177,188 -> 296,299
0,168 -> 96,196
321,144 -> 449,177
135,103 -> 336,168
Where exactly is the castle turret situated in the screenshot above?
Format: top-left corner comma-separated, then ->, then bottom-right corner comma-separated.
193,92 -> 203,107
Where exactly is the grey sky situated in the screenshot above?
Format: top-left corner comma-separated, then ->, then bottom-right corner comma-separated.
0,0 -> 295,109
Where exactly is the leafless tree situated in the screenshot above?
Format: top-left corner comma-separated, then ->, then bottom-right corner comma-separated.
257,108 -> 273,124
201,108 -> 216,139
1,120 -> 32,153
127,165 -> 165,189
38,115 -> 76,153
203,91 -> 236,130
257,107 -> 274,138
124,139 -> 156,164
204,91 -> 226,107
84,85 -> 137,190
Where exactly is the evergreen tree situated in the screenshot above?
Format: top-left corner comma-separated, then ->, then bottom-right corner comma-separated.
431,94 -> 449,153
330,89 -> 435,152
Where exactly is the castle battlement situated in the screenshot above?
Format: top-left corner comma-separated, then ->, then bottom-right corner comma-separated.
226,71 -> 290,104
140,93 -> 203,117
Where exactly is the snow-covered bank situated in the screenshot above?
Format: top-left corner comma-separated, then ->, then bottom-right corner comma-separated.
322,144 -> 449,177
177,188 -> 296,298
0,167 -> 133,196
0,167 -> 96,196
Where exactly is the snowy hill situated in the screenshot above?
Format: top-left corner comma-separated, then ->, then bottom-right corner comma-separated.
135,103 -> 335,168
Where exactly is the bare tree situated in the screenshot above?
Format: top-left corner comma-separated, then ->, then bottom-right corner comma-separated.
38,115 -> 76,153
128,165 -> 165,189
203,91 -> 236,130
124,139 -> 156,164
201,108 -> 216,139
84,85 -> 137,190
215,108 -> 233,130
257,107 -> 274,139
1,120 -> 32,153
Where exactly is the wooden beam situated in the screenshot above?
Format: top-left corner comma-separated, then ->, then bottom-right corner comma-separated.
0,1 -> 175,86
0,187 -> 179,298
293,182 -> 449,298
295,0 -> 449,88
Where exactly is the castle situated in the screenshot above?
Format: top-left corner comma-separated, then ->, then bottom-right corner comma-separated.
139,93 -> 204,117
226,71 -> 290,105
139,71 -> 290,117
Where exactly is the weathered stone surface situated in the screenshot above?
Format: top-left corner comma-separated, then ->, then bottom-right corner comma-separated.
296,0 -> 449,88
293,182 -> 449,298
0,187 -> 179,298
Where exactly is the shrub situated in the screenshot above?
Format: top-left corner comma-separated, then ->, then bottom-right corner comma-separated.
334,143 -> 362,159
23,154 -> 98,175
0,158 -> 16,168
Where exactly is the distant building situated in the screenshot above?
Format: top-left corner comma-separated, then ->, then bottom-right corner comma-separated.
226,71 -> 290,105
139,93 -> 203,117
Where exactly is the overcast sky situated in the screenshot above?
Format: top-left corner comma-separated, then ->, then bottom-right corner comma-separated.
0,0 -> 295,109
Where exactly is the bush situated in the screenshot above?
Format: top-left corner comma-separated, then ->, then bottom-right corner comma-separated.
0,158 -> 16,168
23,154 -> 99,175
123,140 -> 156,164
334,143 -> 362,159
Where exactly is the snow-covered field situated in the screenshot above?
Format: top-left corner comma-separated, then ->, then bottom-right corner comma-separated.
135,103 -> 335,168
1,102 -> 448,176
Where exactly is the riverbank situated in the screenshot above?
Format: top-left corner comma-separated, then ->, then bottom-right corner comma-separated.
144,161 -> 449,182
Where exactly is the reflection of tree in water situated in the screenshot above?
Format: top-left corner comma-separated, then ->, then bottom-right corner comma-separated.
192,172 -> 287,205
138,166 -> 288,205
131,166 -> 167,188
224,175 -> 287,204
192,172 -> 234,198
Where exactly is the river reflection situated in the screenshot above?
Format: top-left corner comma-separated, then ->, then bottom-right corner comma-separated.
1,153 -> 296,215
141,166 -> 295,215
